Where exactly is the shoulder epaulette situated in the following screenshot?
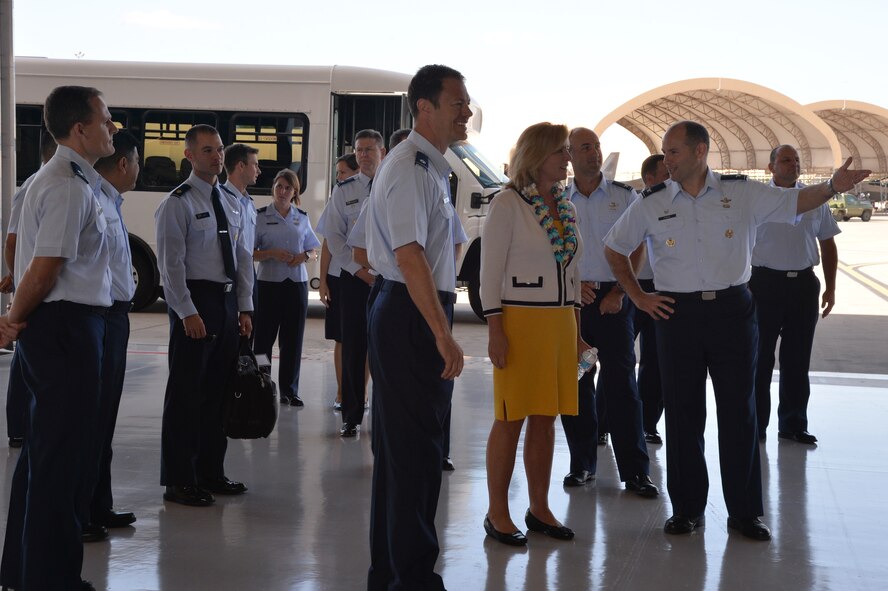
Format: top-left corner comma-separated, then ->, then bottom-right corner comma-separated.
172,183 -> 191,198
337,176 -> 356,187
415,151 -> 429,170
219,184 -> 237,196
296,207 -> 308,216
610,180 -> 634,192
720,174 -> 747,181
641,182 -> 666,198
257,205 -> 268,213
70,162 -> 88,184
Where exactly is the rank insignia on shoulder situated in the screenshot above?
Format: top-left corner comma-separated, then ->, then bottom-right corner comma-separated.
337,176 -> 356,187
296,207 -> 308,216
70,162 -> 89,184
641,182 -> 666,198
611,180 -> 633,192
720,174 -> 747,181
220,184 -> 237,196
196,212 -> 211,219
172,183 -> 192,197
257,206 -> 268,213
415,151 -> 430,170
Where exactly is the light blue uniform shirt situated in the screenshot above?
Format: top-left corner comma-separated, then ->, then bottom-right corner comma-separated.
751,180 -> 840,270
98,180 -> 136,302
255,204 -> 321,283
569,177 -> 637,282
8,172 -> 39,235
349,197 -> 468,251
222,180 -> 257,263
155,172 -> 254,318
605,170 -> 800,293
366,131 -> 457,293
318,172 -> 371,275
316,205 -> 342,278
14,145 -> 112,307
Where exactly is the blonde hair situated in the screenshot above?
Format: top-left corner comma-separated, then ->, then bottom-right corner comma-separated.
273,169 -> 301,205
507,122 -> 569,191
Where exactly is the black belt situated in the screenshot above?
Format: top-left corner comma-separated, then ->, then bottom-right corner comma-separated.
377,278 -> 456,305
51,300 -> 110,316
110,300 -> 133,313
752,266 -> 814,278
186,279 -> 234,293
659,284 -> 747,301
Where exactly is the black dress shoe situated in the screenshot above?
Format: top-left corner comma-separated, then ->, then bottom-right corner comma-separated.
290,395 -> 304,407
199,477 -> 248,495
597,432 -> 608,446
727,516 -> 772,541
340,423 -> 358,437
442,457 -> 455,471
644,431 -> 662,444
562,470 -> 594,487
524,509 -> 574,540
81,580 -> 97,591
778,430 -> 817,445
93,510 -> 137,528
759,432 -> 767,442
483,515 -> 527,546
664,514 -> 705,535
81,523 -> 109,543
164,485 -> 215,506
280,395 -> 292,405
625,474 -> 659,498
7,437 -> 23,448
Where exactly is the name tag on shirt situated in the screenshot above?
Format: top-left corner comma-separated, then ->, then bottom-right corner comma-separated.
658,213 -> 677,221
196,212 -> 211,220
345,199 -> 359,206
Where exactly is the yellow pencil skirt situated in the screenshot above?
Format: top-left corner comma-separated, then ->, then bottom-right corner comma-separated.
492,305 -> 578,421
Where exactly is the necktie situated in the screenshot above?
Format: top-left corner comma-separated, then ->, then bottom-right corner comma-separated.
210,186 -> 237,281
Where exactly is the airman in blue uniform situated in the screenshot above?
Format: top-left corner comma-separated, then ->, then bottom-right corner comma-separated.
0,85 -> 116,591
365,65 -> 468,591
604,120 -> 869,541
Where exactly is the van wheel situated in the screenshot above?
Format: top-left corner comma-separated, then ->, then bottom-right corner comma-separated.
467,275 -> 485,323
861,210 -> 872,222
131,246 -> 159,311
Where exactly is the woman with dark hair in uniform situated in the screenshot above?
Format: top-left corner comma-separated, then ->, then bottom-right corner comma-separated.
253,169 -> 320,406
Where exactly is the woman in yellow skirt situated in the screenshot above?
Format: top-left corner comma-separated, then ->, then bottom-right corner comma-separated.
480,122 -> 592,545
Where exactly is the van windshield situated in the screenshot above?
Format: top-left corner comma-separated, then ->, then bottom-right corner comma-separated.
450,142 -> 508,189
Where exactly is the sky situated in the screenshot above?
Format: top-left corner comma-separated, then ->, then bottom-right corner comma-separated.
9,0 -> 888,176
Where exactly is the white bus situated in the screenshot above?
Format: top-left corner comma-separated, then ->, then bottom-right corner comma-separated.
11,57 -> 505,317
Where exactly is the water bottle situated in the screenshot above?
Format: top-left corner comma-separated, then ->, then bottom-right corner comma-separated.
577,347 -> 598,381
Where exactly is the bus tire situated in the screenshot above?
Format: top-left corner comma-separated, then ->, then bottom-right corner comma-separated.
131,243 -> 159,311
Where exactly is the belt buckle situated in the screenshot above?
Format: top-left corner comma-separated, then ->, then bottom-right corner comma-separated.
587,281 -> 600,290
223,283 -> 233,293
787,271 -> 798,278
702,291 -> 716,301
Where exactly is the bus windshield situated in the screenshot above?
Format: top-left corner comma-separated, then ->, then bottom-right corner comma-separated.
450,142 -> 508,189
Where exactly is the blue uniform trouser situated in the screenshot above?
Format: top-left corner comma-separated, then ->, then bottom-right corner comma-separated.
0,301 -> 106,591
656,285 -> 763,519
563,284 -> 649,480
340,271 -> 371,425
254,279 -> 308,400
5,349 -> 27,440
749,266 -> 820,435
85,301 -> 131,521
367,279 -> 452,591
635,278 -> 664,434
161,281 -> 237,486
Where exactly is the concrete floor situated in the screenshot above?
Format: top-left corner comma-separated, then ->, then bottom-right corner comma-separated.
1,311 -> 887,590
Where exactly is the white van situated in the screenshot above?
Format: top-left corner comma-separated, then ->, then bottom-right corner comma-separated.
11,58 -> 504,317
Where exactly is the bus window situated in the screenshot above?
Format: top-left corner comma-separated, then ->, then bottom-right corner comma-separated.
15,105 -> 43,183
142,110 -> 217,190
229,114 -> 308,194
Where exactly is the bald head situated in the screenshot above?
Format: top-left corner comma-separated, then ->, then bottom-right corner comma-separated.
568,127 -> 602,177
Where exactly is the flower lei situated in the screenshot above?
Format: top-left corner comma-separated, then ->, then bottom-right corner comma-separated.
523,182 -> 578,264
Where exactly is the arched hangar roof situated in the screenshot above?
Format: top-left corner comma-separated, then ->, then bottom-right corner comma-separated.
807,100 -> 888,176
594,78 -> 843,175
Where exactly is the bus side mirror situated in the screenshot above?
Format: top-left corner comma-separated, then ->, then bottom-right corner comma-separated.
470,192 -> 488,209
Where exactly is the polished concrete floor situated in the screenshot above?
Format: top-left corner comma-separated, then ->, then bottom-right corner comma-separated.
1,304 -> 887,591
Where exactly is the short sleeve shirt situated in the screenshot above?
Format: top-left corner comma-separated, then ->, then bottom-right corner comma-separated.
254,204 -> 321,282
